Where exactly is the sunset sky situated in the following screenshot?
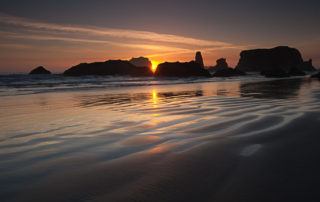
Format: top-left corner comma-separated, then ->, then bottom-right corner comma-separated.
0,0 -> 319,73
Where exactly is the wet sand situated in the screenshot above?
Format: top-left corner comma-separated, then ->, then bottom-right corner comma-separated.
0,77 -> 320,201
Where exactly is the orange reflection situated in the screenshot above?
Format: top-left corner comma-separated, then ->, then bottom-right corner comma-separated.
146,143 -> 178,154
152,90 -> 158,107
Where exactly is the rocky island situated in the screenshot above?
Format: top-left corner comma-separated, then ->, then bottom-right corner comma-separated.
208,58 -> 229,72
29,66 -> 51,74
154,61 -> 211,77
64,60 -> 153,76
209,58 -> 246,77
235,46 -> 315,77
154,52 -> 210,77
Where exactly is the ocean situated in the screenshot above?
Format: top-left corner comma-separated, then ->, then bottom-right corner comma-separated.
1,74 -> 320,201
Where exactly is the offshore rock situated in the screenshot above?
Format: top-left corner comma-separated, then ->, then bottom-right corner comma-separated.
154,61 -> 211,77
235,46 -> 315,72
29,66 -> 51,74
289,66 -> 306,76
208,58 -> 229,72
195,51 -> 204,68
301,59 -> 316,72
261,69 -> 290,78
64,60 -> 153,76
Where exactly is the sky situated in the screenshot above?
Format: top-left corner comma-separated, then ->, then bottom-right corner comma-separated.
0,0 -> 319,73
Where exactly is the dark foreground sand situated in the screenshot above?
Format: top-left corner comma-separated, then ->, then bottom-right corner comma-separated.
11,112 -> 319,202
1,77 -> 320,202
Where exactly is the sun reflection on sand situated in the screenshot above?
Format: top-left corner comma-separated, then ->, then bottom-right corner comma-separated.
152,89 -> 158,107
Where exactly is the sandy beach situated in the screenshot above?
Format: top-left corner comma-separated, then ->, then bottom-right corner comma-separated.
0,76 -> 320,201
1,0 -> 320,201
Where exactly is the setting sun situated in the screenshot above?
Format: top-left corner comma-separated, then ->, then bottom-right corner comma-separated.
151,60 -> 161,73
152,65 -> 157,72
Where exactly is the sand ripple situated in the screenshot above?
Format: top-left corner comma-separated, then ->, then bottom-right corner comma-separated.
0,77 -> 320,201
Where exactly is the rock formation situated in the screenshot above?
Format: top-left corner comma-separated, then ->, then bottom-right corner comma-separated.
195,52 -> 204,68
129,57 -> 152,68
301,59 -> 316,71
29,66 -> 51,74
289,66 -> 306,76
154,61 -> 211,77
208,58 -> 245,77
261,69 -> 290,78
208,58 -> 229,72
235,46 -> 316,73
64,60 -> 153,76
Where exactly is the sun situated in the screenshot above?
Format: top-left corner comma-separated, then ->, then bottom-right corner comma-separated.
152,65 -> 157,72
151,60 -> 160,73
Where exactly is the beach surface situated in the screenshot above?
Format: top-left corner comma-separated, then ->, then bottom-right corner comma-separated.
0,75 -> 320,201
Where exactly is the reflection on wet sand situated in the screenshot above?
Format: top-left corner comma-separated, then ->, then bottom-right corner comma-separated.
76,78 -> 315,109
240,78 -> 304,99
152,90 -> 158,106
1,77 -> 320,202
77,90 -> 204,108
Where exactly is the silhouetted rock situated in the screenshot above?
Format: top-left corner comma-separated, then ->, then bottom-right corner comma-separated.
29,66 -> 51,74
235,46 -> 315,73
129,57 -> 152,68
213,68 -> 246,77
208,58 -> 229,72
261,69 -> 290,78
311,72 -> 320,78
301,59 -> 316,71
210,58 -> 245,77
260,66 -> 306,78
195,52 -> 204,68
64,60 -> 153,76
154,61 -> 211,77
289,66 -> 306,76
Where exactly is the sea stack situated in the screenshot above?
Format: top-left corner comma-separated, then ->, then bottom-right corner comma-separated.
154,61 -> 211,77
215,58 -> 228,69
29,66 -> 51,74
64,60 -> 153,76
235,46 -> 316,72
302,59 -> 316,72
212,58 -> 246,77
208,58 -> 229,72
195,51 -> 204,68
208,58 -> 245,77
